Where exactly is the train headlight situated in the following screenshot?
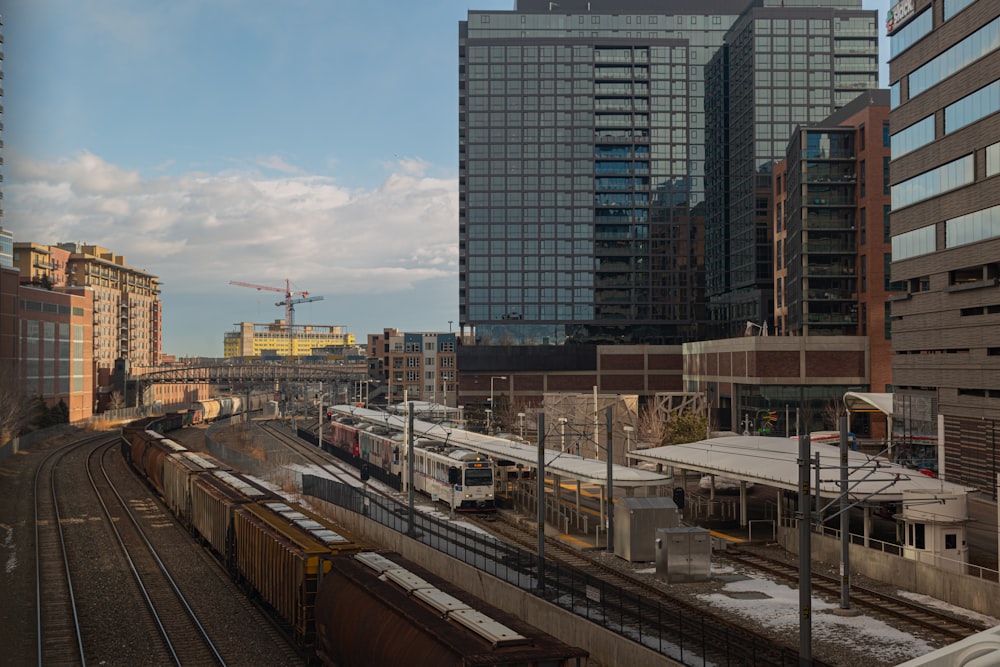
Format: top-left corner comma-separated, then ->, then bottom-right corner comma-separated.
465,493 -> 473,499
487,493 -> 493,498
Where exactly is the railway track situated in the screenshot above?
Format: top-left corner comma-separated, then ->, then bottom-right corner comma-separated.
719,547 -> 990,644
260,421 -> 819,666
468,511 -> 825,667
33,433 -> 109,665
89,441 -> 227,665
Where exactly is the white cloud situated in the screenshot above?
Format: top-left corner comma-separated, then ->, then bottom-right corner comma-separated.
6,151 -> 459,299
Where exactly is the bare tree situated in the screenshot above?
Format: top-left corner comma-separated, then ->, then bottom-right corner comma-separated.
0,362 -> 35,441
821,398 -> 847,431
494,396 -> 538,440
108,391 -> 126,410
637,406 -> 670,448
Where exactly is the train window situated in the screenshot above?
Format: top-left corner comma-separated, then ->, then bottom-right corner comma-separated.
945,533 -> 957,549
465,467 -> 493,486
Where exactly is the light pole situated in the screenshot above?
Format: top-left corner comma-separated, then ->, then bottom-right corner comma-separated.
489,375 -> 507,433
623,425 -> 634,464
485,408 -> 493,434
518,412 -> 526,441
559,417 -> 568,452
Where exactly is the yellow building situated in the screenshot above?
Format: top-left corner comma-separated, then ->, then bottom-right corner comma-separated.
224,321 -> 356,358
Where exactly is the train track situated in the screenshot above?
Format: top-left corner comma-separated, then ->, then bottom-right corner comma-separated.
467,510 -> 825,667
33,433 -> 109,665
719,547 -> 990,644
259,421 -> 820,666
88,441 -> 227,665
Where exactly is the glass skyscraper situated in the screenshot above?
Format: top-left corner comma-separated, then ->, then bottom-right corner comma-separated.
459,0 -> 878,345
705,0 -> 879,337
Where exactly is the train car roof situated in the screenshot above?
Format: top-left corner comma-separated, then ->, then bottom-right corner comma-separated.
330,405 -> 669,488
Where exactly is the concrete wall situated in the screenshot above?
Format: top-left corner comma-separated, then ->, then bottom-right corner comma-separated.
311,497 -> 681,667
778,524 -> 1000,618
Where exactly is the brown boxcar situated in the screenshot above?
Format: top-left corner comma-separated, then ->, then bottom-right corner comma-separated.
162,451 -> 227,527
314,551 -> 589,667
189,469 -> 275,565
232,500 -> 365,648
129,430 -> 186,497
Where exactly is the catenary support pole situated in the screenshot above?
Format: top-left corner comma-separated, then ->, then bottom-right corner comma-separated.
798,433 -> 812,665
606,405 -> 614,554
537,411 -> 546,592
408,401 -> 415,537
840,415 -> 851,610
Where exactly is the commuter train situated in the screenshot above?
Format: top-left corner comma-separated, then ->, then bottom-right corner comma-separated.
121,415 -> 587,665
324,417 -> 496,512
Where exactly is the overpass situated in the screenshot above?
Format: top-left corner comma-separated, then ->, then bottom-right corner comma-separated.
130,361 -> 369,389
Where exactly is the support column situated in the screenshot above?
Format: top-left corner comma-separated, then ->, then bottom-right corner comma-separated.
740,480 -> 748,528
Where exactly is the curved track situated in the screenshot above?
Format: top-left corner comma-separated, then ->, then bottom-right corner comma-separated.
89,442 -> 226,666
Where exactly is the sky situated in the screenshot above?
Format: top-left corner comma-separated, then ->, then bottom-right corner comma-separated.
0,0 -> 890,358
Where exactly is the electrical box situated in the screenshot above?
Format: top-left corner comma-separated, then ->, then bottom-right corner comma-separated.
655,527 -> 711,583
613,496 -> 679,562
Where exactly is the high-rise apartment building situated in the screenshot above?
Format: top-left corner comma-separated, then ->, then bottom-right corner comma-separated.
12,242 -> 161,409
774,91 -> 901,397
459,0 -> 749,346
368,329 -> 458,406
706,0 -> 879,338
888,0 -> 1000,495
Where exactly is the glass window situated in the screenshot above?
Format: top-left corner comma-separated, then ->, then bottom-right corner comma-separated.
891,115 -> 934,158
944,78 -> 1000,134
944,0 -> 976,21
891,154 -> 974,209
889,8 -> 932,59
945,203 -> 1000,248
988,142 -> 1000,177
909,18 -> 1000,99
892,225 -> 936,260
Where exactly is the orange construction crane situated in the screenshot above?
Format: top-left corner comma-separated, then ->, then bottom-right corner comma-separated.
229,279 -> 324,328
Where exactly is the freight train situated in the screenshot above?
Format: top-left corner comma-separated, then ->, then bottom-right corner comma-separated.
144,395 -> 271,433
324,417 -> 497,512
121,415 -> 588,665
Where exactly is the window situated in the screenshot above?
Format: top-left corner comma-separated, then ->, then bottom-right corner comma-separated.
945,533 -> 958,549
860,255 -> 867,293
886,253 -> 906,291
860,160 -> 866,197
883,121 -> 890,147
891,154 -> 974,209
883,157 -> 891,195
909,18 -> 1000,99
884,205 -> 892,243
860,207 -> 867,245
892,225 -> 936,260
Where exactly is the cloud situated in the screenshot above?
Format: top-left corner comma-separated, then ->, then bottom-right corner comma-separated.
5,151 -> 459,300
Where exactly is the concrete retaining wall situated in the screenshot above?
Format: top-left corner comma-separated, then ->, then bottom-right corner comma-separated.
311,497 -> 681,667
778,524 -> 1000,618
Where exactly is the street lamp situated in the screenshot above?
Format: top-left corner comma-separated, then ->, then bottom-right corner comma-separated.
489,375 -> 507,433
485,409 -> 493,434
623,425 -> 634,461
559,417 -> 568,452
518,412 -> 525,441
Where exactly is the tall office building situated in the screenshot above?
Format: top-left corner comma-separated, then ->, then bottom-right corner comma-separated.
888,0 -> 1000,495
459,0 -> 749,346
705,0 -> 879,338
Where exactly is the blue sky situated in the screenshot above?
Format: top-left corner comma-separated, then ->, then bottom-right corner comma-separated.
1,0 -> 889,357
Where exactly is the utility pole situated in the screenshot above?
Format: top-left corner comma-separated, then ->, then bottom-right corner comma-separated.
606,405 -> 614,554
839,415 -> 852,611
798,433 -> 812,665
408,401 -> 415,537
537,411 -> 546,593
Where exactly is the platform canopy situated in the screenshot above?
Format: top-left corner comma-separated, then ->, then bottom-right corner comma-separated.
843,391 -> 893,417
330,405 -> 669,488
629,435 -> 970,502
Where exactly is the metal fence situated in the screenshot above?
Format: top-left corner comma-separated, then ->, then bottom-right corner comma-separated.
303,474 -> 803,667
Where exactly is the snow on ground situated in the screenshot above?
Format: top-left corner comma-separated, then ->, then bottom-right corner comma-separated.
696,573 -> 937,665
896,590 -> 1000,628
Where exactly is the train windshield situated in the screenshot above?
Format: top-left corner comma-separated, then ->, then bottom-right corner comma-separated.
464,467 -> 493,486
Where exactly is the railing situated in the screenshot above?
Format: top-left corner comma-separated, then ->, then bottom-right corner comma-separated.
303,475 -> 803,665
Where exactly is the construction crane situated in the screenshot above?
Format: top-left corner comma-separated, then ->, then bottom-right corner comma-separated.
229,279 -> 324,328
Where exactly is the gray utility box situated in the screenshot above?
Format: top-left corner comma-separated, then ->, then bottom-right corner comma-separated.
655,527 -> 711,583
613,497 -> 679,562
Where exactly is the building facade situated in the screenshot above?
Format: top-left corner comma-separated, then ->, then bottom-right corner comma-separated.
12,242 -> 161,411
368,329 -> 458,406
459,0 -> 750,347
223,321 -> 356,358
888,0 -> 1000,495
706,0 -> 880,338
775,91 -> 901,392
